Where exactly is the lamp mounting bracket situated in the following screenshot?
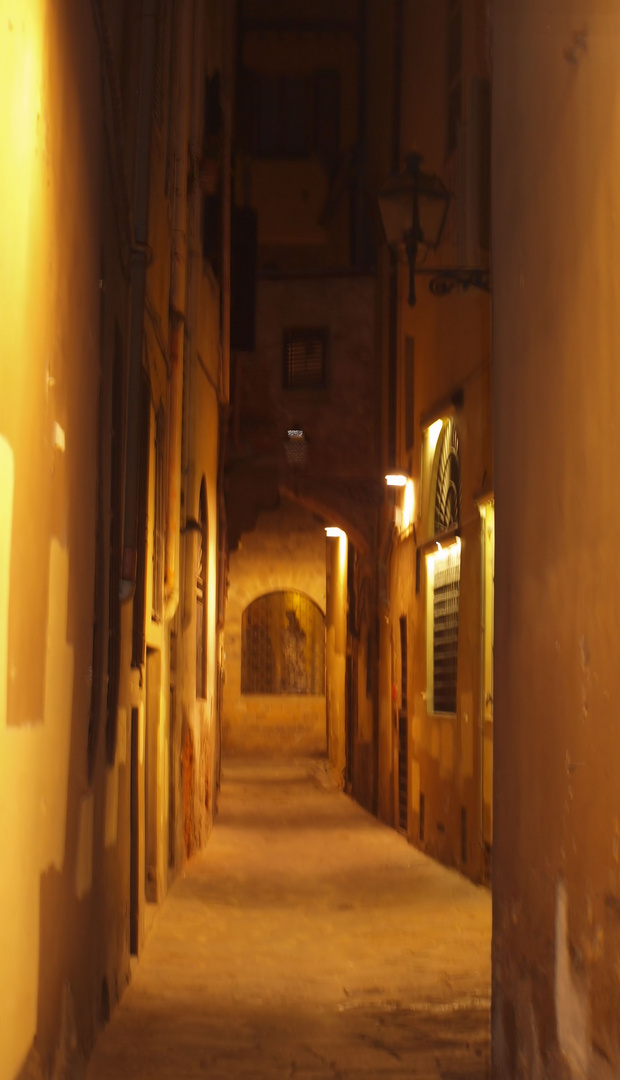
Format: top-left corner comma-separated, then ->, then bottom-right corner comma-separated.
415,266 -> 491,298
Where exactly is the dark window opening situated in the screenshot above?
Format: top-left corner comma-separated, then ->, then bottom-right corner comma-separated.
106,325 -> 124,764
257,73 -> 311,157
446,0 -> 463,157
132,371 -> 152,668
241,69 -> 340,163
399,615 -> 408,711
366,629 -> 373,698
347,542 -> 357,638
203,193 -> 222,275
283,328 -> 327,388
314,69 -> 341,174
231,206 -> 257,352
152,407 -> 166,622
153,0 -> 167,130
204,70 -> 223,149
404,336 -> 415,452
242,591 -> 325,695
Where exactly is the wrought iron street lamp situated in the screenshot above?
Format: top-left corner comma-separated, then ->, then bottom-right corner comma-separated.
377,152 -> 489,306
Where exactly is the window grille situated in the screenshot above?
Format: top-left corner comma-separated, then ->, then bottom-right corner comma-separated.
241,591 -> 325,695
434,418 -> 461,533
432,547 -> 460,714
283,329 -> 326,389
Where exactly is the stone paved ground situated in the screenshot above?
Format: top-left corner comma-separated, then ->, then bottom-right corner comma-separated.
86,760 -> 491,1080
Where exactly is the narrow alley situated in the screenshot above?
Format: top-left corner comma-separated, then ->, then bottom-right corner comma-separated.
86,760 -> 491,1080
4,3 -> 620,1078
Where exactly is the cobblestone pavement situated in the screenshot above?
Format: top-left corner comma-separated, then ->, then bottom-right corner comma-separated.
86,760 -> 491,1080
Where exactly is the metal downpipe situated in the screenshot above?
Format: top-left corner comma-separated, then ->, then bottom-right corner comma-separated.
164,0 -> 193,621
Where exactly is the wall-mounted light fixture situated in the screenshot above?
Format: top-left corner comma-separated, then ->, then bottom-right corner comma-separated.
384,474 -> 415,534
377,152 -> 490,306
284,428 -> 308,469
325,526 -> 345,538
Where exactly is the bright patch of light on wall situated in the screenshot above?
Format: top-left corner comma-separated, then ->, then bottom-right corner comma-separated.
426,418 -> 444,456
385,473 -> 408,487
402,479 -> 415,530
325,526 -> 345,538
430,535 -> 461,563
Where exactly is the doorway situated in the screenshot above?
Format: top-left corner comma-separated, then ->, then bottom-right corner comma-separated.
480,500 -> 494,863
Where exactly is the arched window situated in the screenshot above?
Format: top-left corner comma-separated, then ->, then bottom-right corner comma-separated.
241,591 -> 325,695
196,481 -> 207,699
434,417 -> 461,533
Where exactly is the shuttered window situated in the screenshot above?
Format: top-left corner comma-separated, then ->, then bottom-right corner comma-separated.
432,546 -> 460,714
283,329 -> 326,388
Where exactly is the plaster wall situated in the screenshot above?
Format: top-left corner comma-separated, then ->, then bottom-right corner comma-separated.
0,4 -> 107,1076
223,499 -> 327,757
492,4 -> 620,1077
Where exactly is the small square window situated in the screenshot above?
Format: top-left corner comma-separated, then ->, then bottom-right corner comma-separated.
283,329 -> 327,389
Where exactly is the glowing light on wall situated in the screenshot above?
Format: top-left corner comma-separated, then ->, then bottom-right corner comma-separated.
385,474 -> 408,487
1,5 -> 46,314
325,527 -> 345,537
338,530 -> 347,573
426,418 -> 444,456
402,479 -> 415,530
429,535 -> 461,564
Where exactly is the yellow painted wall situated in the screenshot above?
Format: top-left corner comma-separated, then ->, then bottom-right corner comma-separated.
0,2 -> 102,1073
0,1 -> 231,1075
492,3 -> 620,1075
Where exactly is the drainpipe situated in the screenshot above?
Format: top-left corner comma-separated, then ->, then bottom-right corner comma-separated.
120,0 -> 158,601
165,0 -> 193,621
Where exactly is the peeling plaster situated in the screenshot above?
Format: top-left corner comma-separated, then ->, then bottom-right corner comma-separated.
555,878 -> 591,1079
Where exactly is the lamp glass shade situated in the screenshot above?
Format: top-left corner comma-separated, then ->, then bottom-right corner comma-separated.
378,162 -> 451,250
378,182 -> 415,245
416,173 -> 451,249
